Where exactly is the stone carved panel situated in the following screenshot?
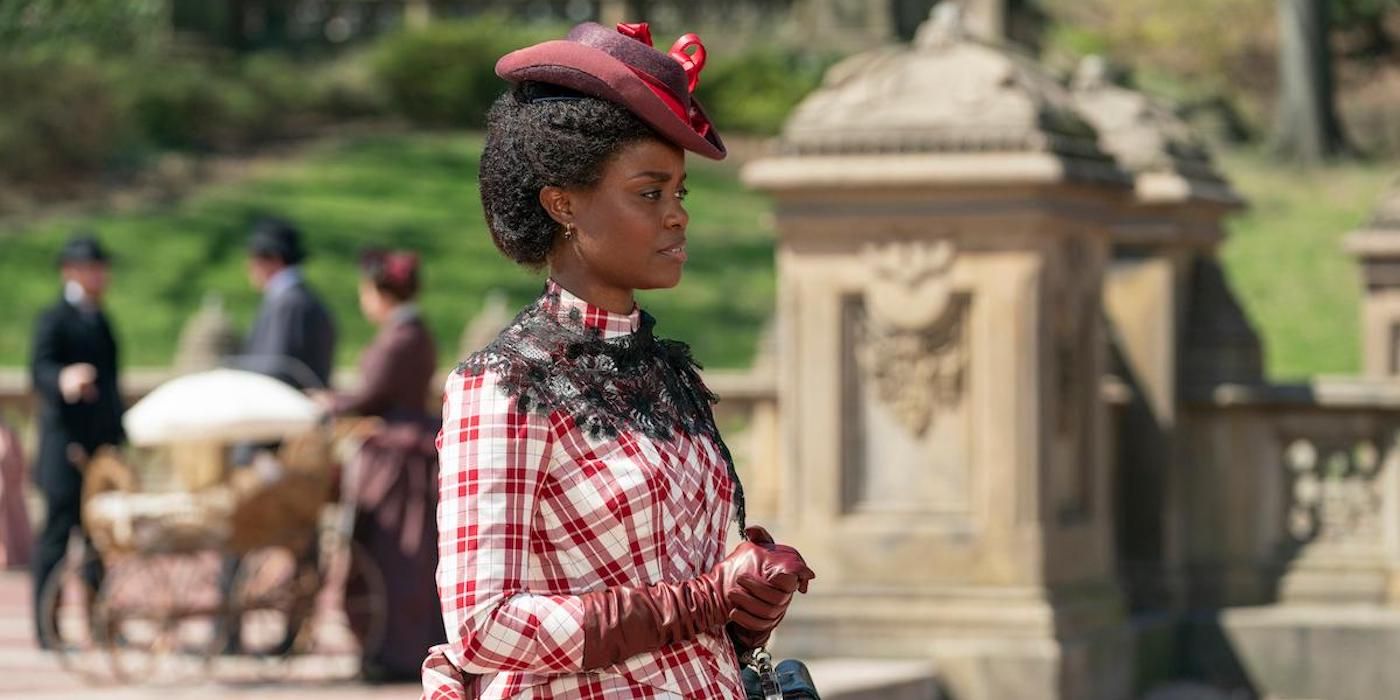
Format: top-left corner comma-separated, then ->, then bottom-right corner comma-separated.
857,240 -> 967,437
1284,436 -> 1388,545
841,240 -> 971,517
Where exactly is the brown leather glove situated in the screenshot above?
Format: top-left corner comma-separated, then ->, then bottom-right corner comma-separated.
579,526 -> 815,669
726,526 -> 813,653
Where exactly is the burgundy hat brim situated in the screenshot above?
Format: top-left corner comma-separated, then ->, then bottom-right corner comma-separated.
496,40 -> 726,161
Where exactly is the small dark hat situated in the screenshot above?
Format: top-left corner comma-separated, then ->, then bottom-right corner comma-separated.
247,217 -> 307,265
496,21 -> 726,160
56,233 -> 111,267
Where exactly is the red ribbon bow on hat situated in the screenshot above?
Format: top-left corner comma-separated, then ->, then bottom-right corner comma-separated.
616,22 -> 710,137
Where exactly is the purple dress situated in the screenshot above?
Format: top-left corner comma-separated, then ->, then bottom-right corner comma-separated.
331,306 -> 445,678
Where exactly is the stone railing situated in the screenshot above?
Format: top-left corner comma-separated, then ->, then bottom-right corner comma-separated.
703,369 -> 781,524
0,368 -> 176,446
1178,378 -> 1400,608
0,366 -> 782,502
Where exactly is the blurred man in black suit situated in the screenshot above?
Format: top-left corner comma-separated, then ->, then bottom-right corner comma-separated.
29,234 -> 123,647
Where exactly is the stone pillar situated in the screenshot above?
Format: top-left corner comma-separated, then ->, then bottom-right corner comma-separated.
172,294 -> 242,490
174,294 -> 242,374
743,13 -> 1133,700
1345,180 -> 1400,378
1071,56 -> 1250,612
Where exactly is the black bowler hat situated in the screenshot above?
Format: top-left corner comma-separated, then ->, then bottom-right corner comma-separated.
247,217 -> 307,265
56,233 -> 111,267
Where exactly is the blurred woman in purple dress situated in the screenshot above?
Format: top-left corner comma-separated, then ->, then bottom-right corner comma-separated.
314,249 -> 445,681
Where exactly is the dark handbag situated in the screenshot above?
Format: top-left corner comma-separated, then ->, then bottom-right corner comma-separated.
741,648 -> 821,700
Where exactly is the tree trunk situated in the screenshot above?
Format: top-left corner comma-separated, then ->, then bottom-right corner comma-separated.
963,0 -> 1008,43
226,0 -> 249,51
405,0 -> 432,29
1273,0 -> 1350,163
598,0 -> 627,25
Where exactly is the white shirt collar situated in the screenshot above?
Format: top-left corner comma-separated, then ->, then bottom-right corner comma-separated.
264,266 -> 302,298
64,281 -> 96,311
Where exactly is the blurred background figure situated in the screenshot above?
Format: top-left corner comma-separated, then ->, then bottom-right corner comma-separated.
311,249 -> 444,682
221,216 -> 338,651
243,216 -> 337,393
28,233 -> 123,649
0,417 -> 32,570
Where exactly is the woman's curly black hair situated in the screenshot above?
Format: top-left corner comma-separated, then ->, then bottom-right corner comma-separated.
479,82 -> 663,267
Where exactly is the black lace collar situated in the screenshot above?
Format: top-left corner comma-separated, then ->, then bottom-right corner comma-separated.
456,282 -> 747,530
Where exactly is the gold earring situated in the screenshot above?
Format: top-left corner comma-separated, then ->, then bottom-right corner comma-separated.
563,223 -> 574,240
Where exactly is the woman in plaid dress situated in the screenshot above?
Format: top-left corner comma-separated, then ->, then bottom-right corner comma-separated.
420,21 -> 816,700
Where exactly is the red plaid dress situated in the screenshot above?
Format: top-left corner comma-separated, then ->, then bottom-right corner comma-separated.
421,281 -> 745,700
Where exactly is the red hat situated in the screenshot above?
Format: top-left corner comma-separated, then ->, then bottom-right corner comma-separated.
495,21 -> 726,160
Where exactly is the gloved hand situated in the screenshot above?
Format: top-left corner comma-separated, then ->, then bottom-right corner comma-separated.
579,525 -> 815,669
726,526 -> 813,652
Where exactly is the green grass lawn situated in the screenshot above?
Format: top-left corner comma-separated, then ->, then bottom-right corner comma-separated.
0,131 -> 1391,381
1217,149 -> 1395,380
0,131 -> 777,371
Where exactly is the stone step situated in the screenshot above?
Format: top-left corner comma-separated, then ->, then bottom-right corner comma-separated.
803,658 -> 942,700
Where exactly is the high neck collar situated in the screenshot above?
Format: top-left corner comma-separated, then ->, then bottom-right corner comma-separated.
63,281 -> 99,312
264,266 -> 302,298
388,302 -> 420,326
541,279 -> 641,340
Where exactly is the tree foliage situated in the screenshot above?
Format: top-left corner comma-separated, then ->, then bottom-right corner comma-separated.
1043,0 -> 1277,97
0,0 -> 168,57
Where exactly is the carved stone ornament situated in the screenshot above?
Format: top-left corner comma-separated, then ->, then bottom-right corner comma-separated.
856,240 -> 967,437
776,4 -> 1108,164
1284,436 -> 1386,545
1070,55 -> 1223,183
175,293 -> 242,373
1368,176 -> 1400,230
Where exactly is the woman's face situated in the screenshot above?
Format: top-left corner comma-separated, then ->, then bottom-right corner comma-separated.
554,138 -> 690,295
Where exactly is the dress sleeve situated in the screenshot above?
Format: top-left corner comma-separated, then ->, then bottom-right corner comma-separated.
429,367 -> 586,678
330,331 -> 400,417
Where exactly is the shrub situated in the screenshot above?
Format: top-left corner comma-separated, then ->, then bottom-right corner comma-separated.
120,61 -> 242,150
0,54 -> 127,185
371,17 -> 560,128
114,53 -> 327,152
305,48 -> 390,120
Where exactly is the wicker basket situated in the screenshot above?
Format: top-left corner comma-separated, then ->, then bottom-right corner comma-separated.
226,468 -> 329,554
80,429 -> 336,559
84,485 -> 233,557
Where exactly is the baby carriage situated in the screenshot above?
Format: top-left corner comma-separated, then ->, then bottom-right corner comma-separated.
40,362 -> 388,685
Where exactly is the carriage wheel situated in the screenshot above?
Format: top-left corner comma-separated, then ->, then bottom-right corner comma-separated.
219,546 -> 319,681
300,540 -> 387,680
97,552 -> 224,684
39,550 -> 108,684
158,552 -> 225,680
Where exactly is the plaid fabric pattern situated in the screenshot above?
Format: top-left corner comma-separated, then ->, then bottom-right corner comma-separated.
422,282 -> 745,700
